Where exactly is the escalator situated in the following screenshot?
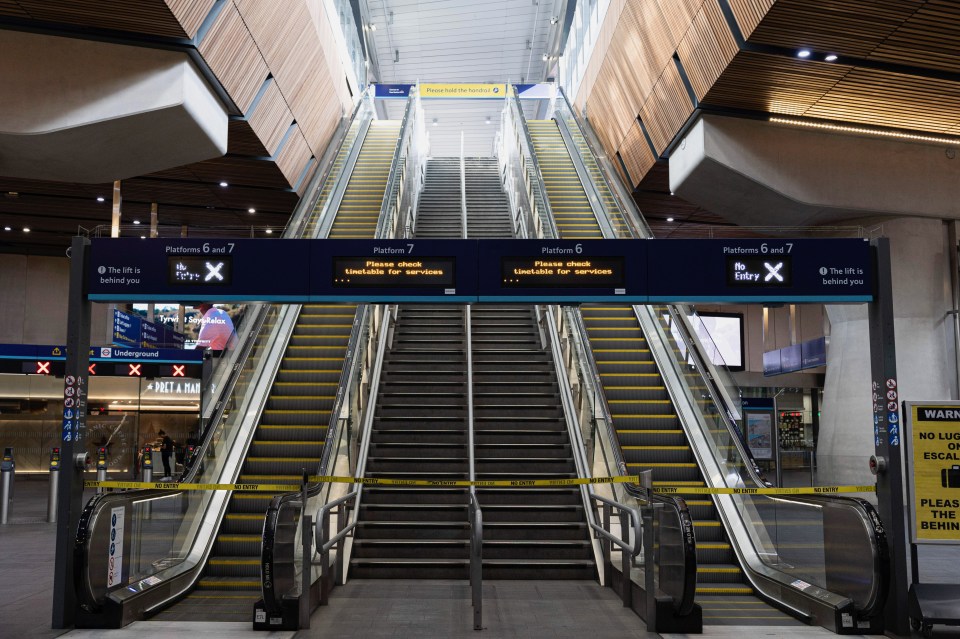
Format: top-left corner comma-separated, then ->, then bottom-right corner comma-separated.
146,120 -> 403,621
351,155 -> 594,581
527,118 -> 804,624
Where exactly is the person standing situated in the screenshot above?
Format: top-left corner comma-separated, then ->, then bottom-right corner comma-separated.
194,303 -> 238,351
159,430 -> 175,480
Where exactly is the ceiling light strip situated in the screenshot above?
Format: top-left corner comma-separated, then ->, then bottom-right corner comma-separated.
769,117 -> 960,146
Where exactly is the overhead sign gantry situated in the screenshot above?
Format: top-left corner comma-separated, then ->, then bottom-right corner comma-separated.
87,237 -> 872,304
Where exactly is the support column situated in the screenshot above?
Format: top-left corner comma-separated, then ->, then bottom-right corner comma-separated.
819,218 -> 956,487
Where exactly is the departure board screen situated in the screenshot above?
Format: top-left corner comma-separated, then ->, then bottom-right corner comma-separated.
500,256 -> 625,288
167,256 -> 233,286
726,256 -> 792,287
332,256 -> 456,288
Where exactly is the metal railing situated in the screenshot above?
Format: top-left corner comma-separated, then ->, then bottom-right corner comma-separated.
259,91 -> 426,626
499,93 -> 693,619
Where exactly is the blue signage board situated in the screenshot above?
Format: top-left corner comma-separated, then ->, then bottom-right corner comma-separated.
477,239 -> 646,303
780,343 -> 802,373
0,344 -> 68,360
311,239 -> 478,302
112,309 -> 141,347
92,346 -> 204,364
164,326 -> 186,348
140,319 -> 161,349
646,238 -> 871,303
762,350 -> 782,376
801,337 -> 827,368
374,84 -> 413,98
0,343 -> 203,363
90,239 -> 311,302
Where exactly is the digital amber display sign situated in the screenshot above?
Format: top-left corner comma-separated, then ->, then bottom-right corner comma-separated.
500,256 -> 625,288
332,256 -> 456,288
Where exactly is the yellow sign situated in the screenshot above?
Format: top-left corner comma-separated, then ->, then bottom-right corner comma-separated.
908,403 -> 960,542
419,83 -> 506,98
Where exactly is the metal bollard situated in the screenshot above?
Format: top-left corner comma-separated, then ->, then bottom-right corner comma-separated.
1,447 -> 15,525
141,446 -> 153,483
47,447 -> 61,523
141,447 -> 153,518
95,447 -> 108,494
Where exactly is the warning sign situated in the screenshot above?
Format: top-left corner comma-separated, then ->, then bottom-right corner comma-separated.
906,403 -> 960,543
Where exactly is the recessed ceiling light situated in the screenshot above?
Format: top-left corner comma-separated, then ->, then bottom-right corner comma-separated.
666,217 -> 675,222
485,116 -> 491,124
824,54 -> 838,62
219,181 -> 228,187
248,208 -> 256,214
132,220 -> 141,225
3,226 -> 10,231
543,54 -> 549,61
97,196 -> 105,202
140,235 -> 146,239
265,228 -> 273,234
797,49 -> 812,58
432,118 -> 438,126
23,227 -> 30,233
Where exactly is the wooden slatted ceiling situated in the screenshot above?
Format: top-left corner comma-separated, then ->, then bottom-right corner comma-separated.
574,0 -> 626,112
197,3 -> 269,114
235,0 -> 344,157
806,67 -> 960,132
726,0 -> 775,39
274,127 -> 312,191
0,0 -> 28,17
748,0 -> 924,59
677,0 -> 739,100
617,121 -> 657,189
248,81 -> 294,157
3,0 -> 188,38
870,0 -> 960,73
227,120 -> 270,158
163,0 -> 216,39
703,52 -> 852,115
640,62 -> 695,156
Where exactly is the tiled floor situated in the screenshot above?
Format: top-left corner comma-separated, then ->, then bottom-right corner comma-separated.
5,475 -> 960,638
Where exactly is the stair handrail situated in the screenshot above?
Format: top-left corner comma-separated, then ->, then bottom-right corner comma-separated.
465,301 -> 483,630
506,87 -> 558,237
562,305 -> 698,614
375,91 -> 419,239
460,131 -> 468,238
262,93 -> 420,618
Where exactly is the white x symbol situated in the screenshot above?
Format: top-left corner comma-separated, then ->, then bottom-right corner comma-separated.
764,262 -> 784,282
205,261 -> 225,282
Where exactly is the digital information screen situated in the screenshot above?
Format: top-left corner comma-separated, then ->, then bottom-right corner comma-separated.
500,256 -> 625,288
332,256 -> 456,288
726,256 -> 792,287
167,256 -> 233,286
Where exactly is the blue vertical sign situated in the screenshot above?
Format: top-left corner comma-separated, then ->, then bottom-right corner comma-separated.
112,309 -> 140,347
140,319 -> 160,348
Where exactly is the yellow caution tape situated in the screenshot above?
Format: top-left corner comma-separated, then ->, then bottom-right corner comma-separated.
655,485 -> 876,496
84,477 -> 876,494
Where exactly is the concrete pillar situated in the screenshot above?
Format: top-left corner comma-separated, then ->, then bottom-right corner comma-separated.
819,218 -> 956,486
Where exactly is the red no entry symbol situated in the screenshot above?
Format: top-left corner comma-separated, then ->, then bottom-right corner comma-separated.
128,364 -> 142,376
36,361 -> 51,374
172,364 -> 185,377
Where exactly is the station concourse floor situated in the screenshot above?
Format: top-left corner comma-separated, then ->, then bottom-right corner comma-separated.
4,476 -> 960,638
